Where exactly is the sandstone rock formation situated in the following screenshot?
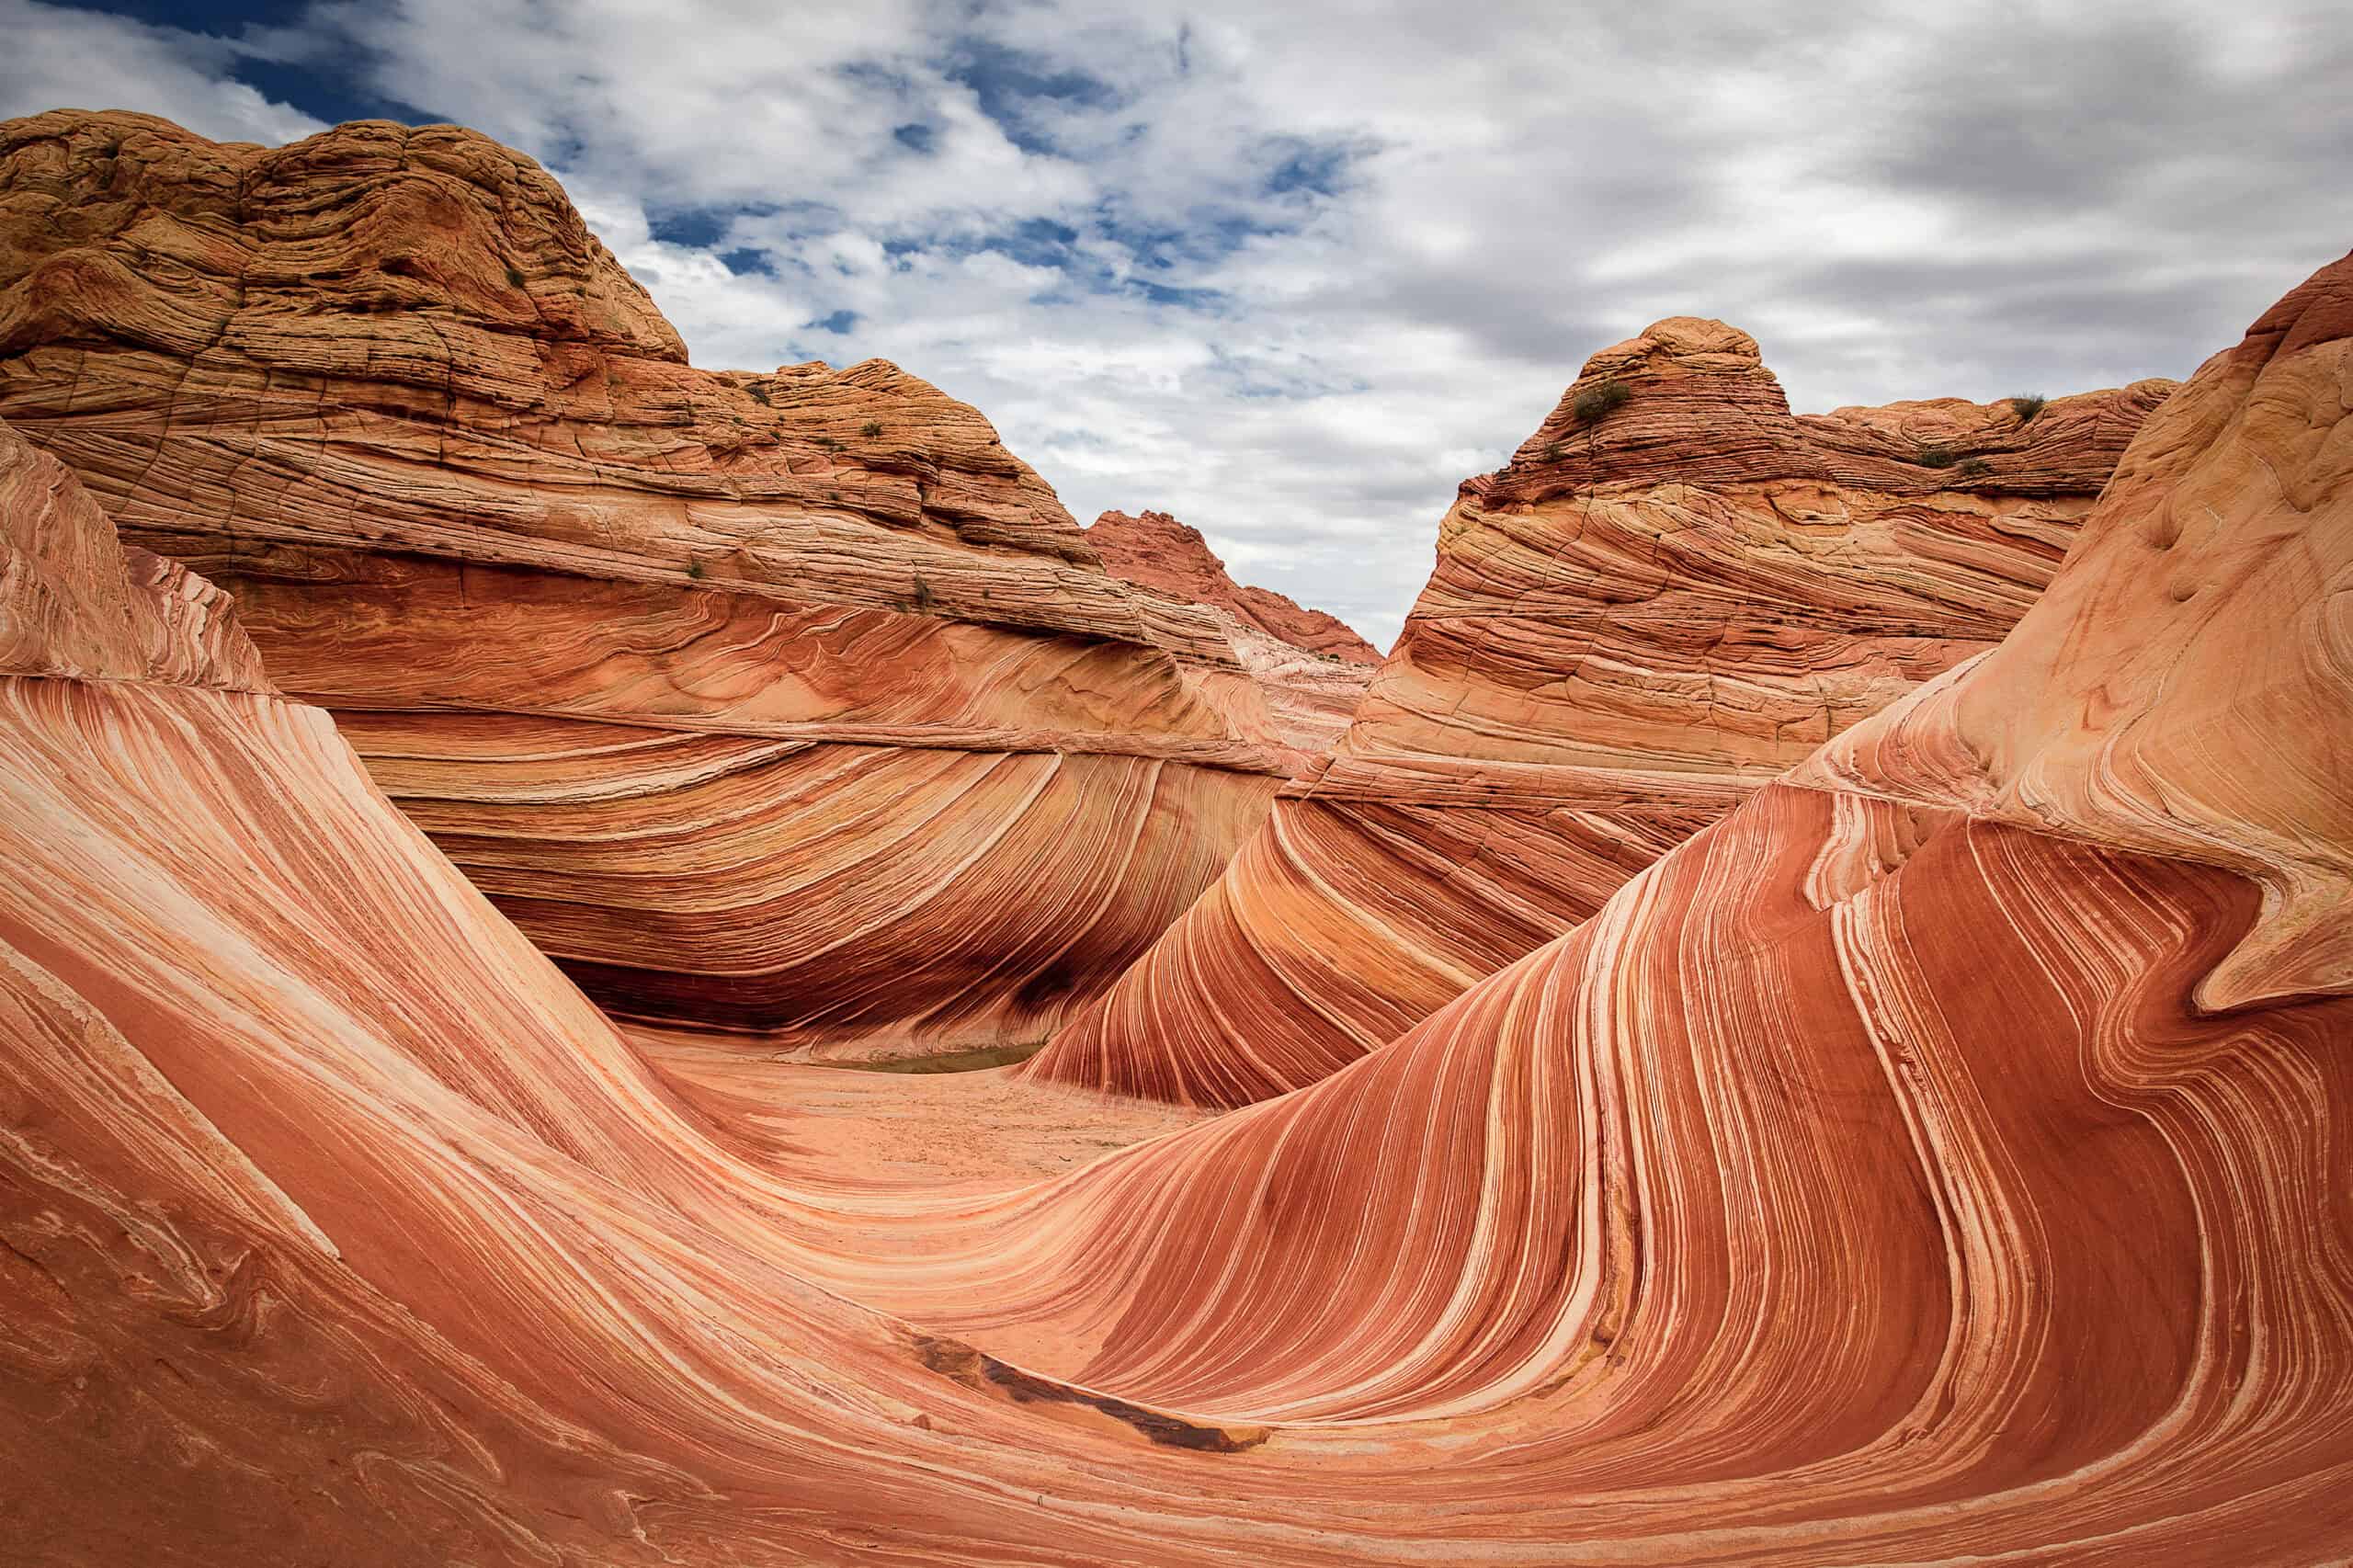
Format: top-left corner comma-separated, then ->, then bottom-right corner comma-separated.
0,108 -> 1321,1052
1088,507 -> 1381,664
5,249 -> 2348,1567
1026,321 -> 2176,1104
908,251 -> 2353,1551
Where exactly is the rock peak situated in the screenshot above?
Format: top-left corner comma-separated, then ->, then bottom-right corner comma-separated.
1589,314 -> 1766,373
1490,313 -> 2171,505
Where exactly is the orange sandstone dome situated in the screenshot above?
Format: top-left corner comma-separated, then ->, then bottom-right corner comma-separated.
0,108 -> 1338,1054
2,244 -> 2349,1565
1025,314 -> 2175,1105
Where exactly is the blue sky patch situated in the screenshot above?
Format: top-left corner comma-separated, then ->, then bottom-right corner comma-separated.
69,2 -> 433,128
648,208 -> 733,250
940,35 -> 1119,156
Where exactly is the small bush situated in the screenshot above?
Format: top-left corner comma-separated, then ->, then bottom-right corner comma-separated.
1572,379 -> 1633,423
504,264 -> 527,289
2008,393 -> 2047,423
1540,442 -> 1563,462
860,420 -> 882,437
1955,457 -> 1992,479
685,559 -> 705,580
911,574 -> 937,612
816,436 -> 843,451
1915,444 -> 1959,469
746,383 -> 772,407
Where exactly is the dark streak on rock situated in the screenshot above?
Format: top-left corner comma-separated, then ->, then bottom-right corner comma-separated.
909,1333 -> 1268,1454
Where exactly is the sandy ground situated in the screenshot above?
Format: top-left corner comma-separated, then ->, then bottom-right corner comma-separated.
625,1024 -> 1213,1195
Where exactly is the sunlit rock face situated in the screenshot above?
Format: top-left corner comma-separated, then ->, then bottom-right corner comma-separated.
0,426 -> 268,691
1025,319 -> 2176,1105
0,108 -> 1322,1051
3,253 -> 2348,1568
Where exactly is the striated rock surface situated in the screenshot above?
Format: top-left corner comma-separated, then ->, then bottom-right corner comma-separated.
5,252 -> 2349,1567
899,248 -> 2353,1559
0,108 -> 1318,1051
1027,320 -> 2176,1104
0,415 -> 1274,1562
1088,507 -> 1381,664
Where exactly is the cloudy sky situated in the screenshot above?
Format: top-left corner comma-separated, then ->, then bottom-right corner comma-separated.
6,1 -> 2347,647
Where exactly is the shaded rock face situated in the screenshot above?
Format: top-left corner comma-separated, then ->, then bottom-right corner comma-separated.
1026,319 -> 2176,1105
0,108 -> 1316,1051
2,254 -> 2348,1568
1087,508 -> 1381,664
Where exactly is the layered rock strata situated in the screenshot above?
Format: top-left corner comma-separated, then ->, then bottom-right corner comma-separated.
0,108 -> 1313,1051
4,252 -> 2348,1567
1026,320 -> 2175,1104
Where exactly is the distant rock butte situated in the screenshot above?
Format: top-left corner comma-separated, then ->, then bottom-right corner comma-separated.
1087,508 -> 1381,664
1087,509 -> 1377,749
1026,316 -> 2177,1105
0,108 -> 1342,1051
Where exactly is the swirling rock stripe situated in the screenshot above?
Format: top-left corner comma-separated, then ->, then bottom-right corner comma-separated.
12,679 -> 2347,1563
1032,790 -> 1712,1102
1028,325 -> 2171,1107
370,712 -> 1279,1044
0,676 -> 1262,1566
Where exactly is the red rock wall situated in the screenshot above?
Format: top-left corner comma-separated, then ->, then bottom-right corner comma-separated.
1027,320 -> 2175,1103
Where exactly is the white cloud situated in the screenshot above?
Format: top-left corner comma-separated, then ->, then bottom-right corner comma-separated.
7,0 -> 2349,649
0,1 -> 324,146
